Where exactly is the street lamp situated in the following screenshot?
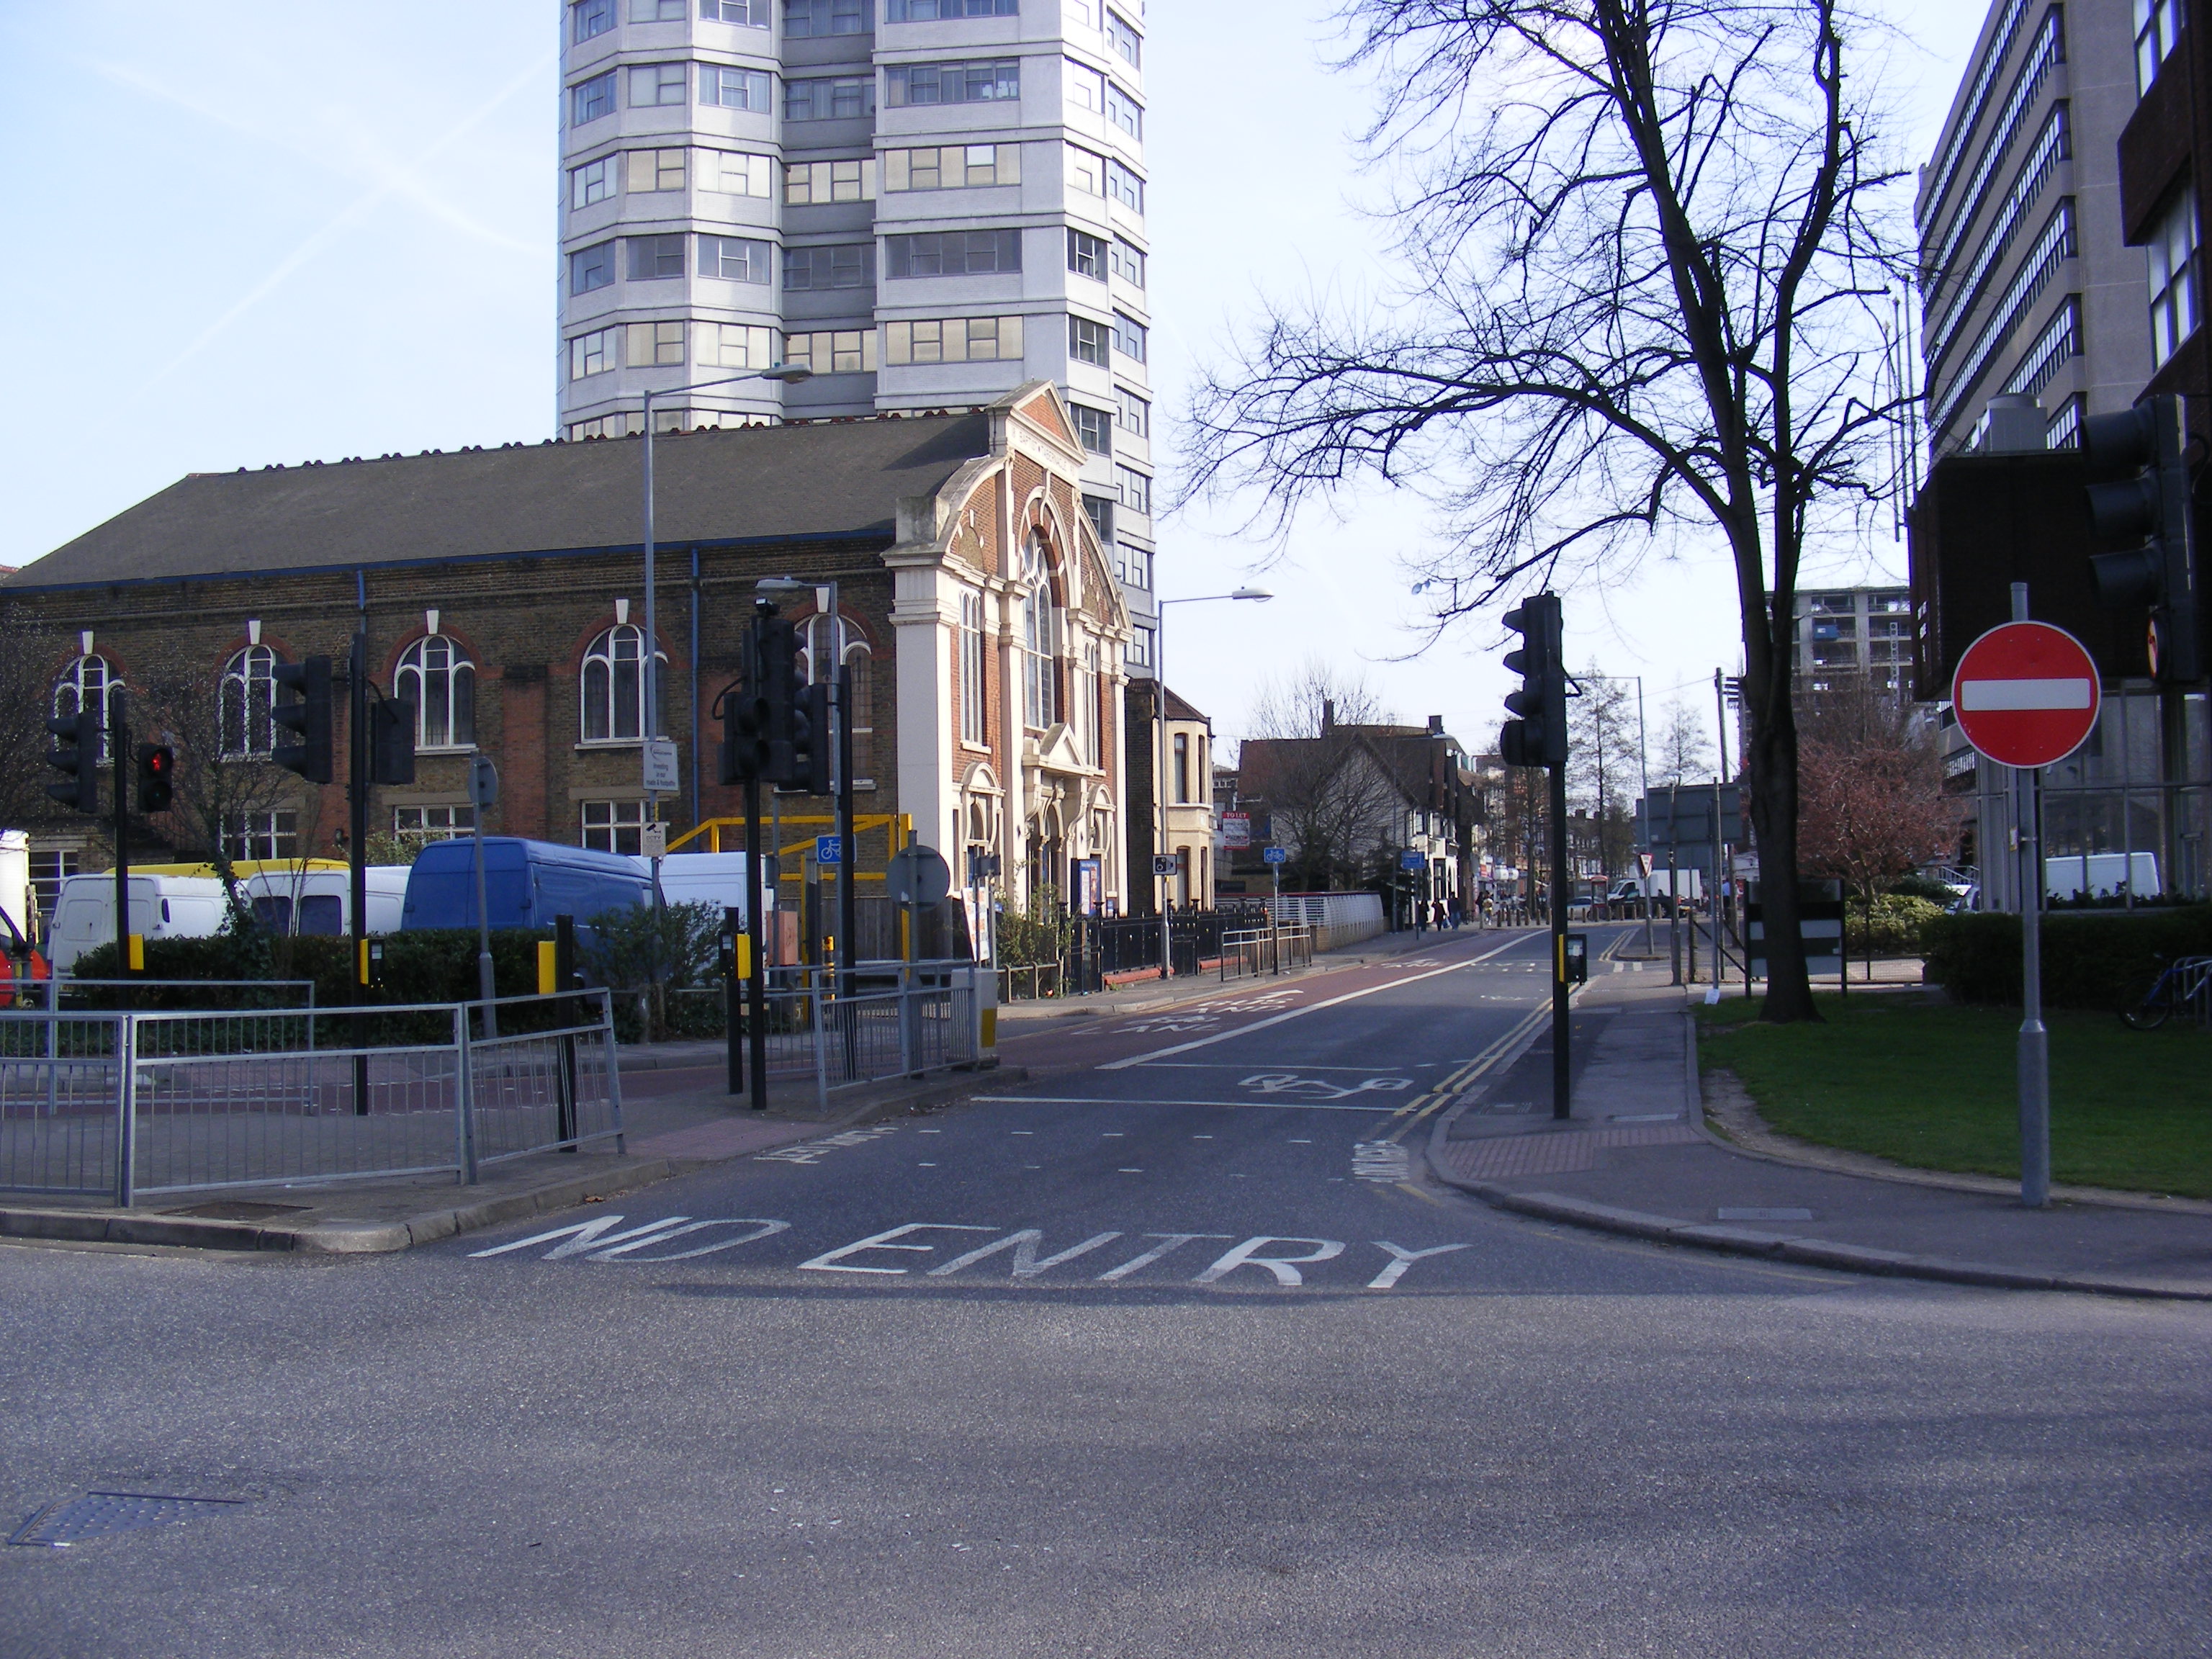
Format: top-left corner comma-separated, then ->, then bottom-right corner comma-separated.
639,365 -> 813,817
1153,587 -> 1272,976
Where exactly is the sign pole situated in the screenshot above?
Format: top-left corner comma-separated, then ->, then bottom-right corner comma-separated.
1550,750 -> 1570,1120
2010,583 -> 2050,1208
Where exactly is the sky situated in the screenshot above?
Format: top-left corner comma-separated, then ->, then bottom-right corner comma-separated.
0,0 -> 1987,764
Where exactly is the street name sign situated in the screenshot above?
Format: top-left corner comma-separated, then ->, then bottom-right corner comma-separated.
1951,621 -> 2100,768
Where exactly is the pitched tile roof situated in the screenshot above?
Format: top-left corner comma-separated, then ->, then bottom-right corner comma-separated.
8,410 -> 994,591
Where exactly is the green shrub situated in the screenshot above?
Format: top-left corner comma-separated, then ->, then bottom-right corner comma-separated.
1887,873 -> 1957,904
1921,904 -> 2212,1010
1846,894 -> 1944,957
68,927 -> 562,1010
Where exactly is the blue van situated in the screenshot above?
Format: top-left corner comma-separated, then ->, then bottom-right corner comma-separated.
400,838 -> 652,936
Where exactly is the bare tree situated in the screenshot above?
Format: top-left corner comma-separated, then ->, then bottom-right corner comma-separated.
1654,699 -> 1715,788
132,649 -> 315,920
0,611 -> 60,828
1241,662 -> 1406,890
1798,679 -> 1952,908
1186,0 -> 1912,1021
1568,668 -> 1640,878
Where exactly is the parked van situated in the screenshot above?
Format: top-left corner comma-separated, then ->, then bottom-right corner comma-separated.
245,866 -> 411,936
46,875 -> 230,972
2046,852 -> 2161,902
652,852 -> 768,927
400,838 -> 652,935
1605,871 -> 1704,914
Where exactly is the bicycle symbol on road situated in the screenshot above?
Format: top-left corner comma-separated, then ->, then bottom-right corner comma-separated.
1238,1074 -> 1415,1102
1120,1015 -> 1220,1034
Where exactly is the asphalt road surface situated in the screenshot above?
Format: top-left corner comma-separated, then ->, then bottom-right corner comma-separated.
4,925 -> 2208,1657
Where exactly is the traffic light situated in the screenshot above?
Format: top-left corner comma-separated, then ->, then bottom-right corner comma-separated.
786,681 -> 832,795
45,700 -> 104,815
1500,593 -> 1567,768
135,743 -> 174,813
757,616 -> 808,786
370,697 -> 416,785
718,613 -> 782,784
270,655 -> 334,783
2083,393 -> 2201,684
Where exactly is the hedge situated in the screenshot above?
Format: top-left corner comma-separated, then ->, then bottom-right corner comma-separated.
67,928 -> 561,1011
1920,905 -> 2212,1010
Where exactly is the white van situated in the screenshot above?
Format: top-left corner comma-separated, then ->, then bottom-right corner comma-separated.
652,852 -> 767,926
46,874 -> 230,973
245,866 -> 410,937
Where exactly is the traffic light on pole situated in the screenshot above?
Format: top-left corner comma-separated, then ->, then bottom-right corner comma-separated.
269,655 -> 334,783
45,699 -> 104,815
2083,392 -> 2201,685
718,614 -> 781,784
135,743 -> 174,813
1499,593 -> 1567,768
370,697 -> 417,785
757,616 -> 806,786
786,681 -> 832,795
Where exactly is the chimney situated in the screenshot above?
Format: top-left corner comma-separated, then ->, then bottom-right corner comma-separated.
1321,698 -> 1335,732
1427,714 -> 1444,735
1973,393 -> 2046,454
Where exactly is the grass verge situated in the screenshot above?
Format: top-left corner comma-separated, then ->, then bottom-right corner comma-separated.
1695,992 -> 2211,1198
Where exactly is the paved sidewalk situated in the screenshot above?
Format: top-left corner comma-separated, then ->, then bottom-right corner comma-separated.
1427,974 -> 2212,1299
0,1064 -> 1012,1257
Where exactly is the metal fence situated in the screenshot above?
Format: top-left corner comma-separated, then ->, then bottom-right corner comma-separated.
1218,924 -> 1316,982
0,991 -> 622,1207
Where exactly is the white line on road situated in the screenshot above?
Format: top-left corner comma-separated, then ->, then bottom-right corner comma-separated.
1097,935 -> 1537,1071
969,1094 -> 1403,1113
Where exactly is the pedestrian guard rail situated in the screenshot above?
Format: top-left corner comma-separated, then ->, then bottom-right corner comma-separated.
1267,892 -> 1386,952
0,991 -> 622,1207
1218,924 -> 1316,982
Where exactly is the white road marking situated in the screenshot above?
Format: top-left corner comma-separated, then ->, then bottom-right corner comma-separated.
1195,1236 -> 1345,1286
1241,1073 -> 1413,1101
927,1230 -> 1124,1278
588,1219 -> 790,1263
969,1094 -> 1401,1113
1367,1241 -> 1470,1288
1099,935 -> 1533,1071
796,1223 -> 995,1274
756,1124 -> 900,1165
1351,1143 -> 1412,1182
1094,1233 -> 1231,1282
471,1214 -> 692,1259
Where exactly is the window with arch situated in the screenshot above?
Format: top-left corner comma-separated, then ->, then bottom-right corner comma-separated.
1018,531 -> 1061,730
222,645 -> 280,757
803,615 -> 874,783
960,591 -> 986,745
52,655 -> 122,763
397,634 -> 477,750
580,624 -> 665,743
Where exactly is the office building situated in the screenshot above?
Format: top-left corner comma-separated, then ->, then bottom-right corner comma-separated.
1791,585 -> 1914,696
1917,0 -> 2150,457
555,0 -> 1159,662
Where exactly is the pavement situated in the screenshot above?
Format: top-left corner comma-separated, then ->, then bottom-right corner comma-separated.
1426,971 -> 2212,1300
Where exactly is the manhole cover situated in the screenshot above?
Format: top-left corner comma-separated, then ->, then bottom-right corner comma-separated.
9,1492 -> 246,1547
161,1202 -> 309,1220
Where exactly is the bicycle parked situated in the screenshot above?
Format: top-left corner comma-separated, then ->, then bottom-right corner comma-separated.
2121,955 -> 2212,1030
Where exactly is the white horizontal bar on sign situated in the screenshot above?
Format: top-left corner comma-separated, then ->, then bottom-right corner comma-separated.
1957,676 -> 2093,711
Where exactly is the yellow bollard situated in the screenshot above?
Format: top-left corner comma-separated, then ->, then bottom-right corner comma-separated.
536,940 -> 557,996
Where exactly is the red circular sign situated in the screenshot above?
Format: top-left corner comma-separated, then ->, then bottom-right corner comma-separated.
1951,621 -> 2101,769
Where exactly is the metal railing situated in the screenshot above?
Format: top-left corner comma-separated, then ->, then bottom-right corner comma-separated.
0,991 -> 622,1207
2,976 -> 320,1014
1218,924 -> 1316,982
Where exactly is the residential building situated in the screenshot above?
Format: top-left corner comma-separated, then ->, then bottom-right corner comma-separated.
1791,585 -> 1915,696
2,386 -> 1135,945
1917,0 -> 2150,458
555,0 -> 1159,665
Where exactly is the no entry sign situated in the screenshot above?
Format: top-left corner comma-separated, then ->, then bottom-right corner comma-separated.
1951,621 -> 2101,769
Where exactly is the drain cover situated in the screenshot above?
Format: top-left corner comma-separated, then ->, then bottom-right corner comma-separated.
8,1492 -> 246,1547
161,1202 -> 309,1220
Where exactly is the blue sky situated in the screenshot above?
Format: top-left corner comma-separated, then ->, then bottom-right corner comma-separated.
2,0 -> 1985,759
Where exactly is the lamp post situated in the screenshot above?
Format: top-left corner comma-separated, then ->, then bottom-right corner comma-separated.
639,366 -> 812,820
1153,588 -> 1272,976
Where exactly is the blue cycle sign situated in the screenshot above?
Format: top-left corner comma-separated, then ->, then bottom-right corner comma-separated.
814,835 -> 841,866
1262,846 -> 1288,866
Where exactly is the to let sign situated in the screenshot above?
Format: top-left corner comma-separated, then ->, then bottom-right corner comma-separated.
1951,621 -> 2100,769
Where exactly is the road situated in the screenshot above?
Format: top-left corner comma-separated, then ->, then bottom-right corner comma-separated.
4,925 -> 2208,1657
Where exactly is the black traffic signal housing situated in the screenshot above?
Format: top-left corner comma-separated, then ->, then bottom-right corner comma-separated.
2083,393 -> 2202,684
135,743 -> 174,814
370,697 -> 417,785
270,655 -> 334,783
786,681 -> 832,795
1500,593 -> 1567,768
755,616 -> 810,787
45,700 -> 104,815
717,607 -> 784,784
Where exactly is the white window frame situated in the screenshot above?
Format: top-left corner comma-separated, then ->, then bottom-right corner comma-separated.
960,591 -> 987,745
580,624 -> 663,743
221,644 -> 279,758
52,654 -> 122,765
581,798 -> 655,855
570,155 -> 617,209
396,635 -> 477,752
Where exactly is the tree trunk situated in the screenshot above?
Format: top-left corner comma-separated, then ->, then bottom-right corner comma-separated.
1747,691 -> 1817,1022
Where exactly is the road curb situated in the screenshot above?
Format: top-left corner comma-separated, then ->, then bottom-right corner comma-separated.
1423,1068 -> 2212,1303
0,1065 -> 1025,1258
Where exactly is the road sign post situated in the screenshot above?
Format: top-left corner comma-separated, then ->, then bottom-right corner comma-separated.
1951,598 -> 2101,1210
